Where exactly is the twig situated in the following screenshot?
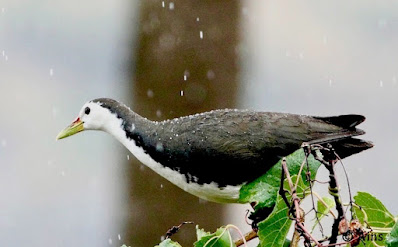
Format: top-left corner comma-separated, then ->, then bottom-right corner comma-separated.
280,158 -> 322,246
303,145 -> 324,236
334,151 -> 354,219
234,230 -> 257,247
165,221 -> 194,239
291,229 -> 301,247
312,145 -> 346,245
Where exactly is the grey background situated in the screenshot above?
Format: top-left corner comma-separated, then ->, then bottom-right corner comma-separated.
1,1 -> 397,246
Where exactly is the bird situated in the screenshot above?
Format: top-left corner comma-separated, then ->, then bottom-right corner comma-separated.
56,98 -> 373,203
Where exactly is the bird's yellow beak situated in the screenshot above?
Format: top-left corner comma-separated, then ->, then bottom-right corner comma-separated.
56,117 -> 84,140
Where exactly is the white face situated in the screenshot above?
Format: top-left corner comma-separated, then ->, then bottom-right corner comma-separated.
78,101 -> 112,130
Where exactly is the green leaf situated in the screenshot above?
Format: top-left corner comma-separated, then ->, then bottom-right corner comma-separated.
387,221 -> 398,247
257,194 -> 291,247
317,197 -> 335,216
194,226 -> 235,247
353,192 -> 395,228
353,192 -> 397,247
257,175 -> 310,247
311,197 -> 335,232
239,149 -> 321,247
238,149 -> 321,209
155,239 -> 183,247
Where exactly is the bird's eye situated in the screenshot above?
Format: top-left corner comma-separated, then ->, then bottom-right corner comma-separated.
85,107 -> 91,115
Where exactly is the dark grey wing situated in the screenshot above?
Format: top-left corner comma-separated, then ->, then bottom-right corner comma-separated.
140,110 -> 371,187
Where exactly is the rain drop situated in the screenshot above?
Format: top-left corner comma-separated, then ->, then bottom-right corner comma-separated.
199,31 -> 203,39
196,17 -> 200,22
379,80 -> 383,87
184,75 -> 187,81
108,238 -> 112,245
180,90 -> 184,96
127,155 -> 130,160
147,89 -> 154,98
118,234 -> 121,240
207,70 -> 215,80
131,123 -> 135,131
328,79 -> 333,87
162,1 -> 165,7
242,7 -> 248,15
378,19 -> 387,29
61,171 -> 65,176
160,184 -> 164,188
156,142 -> 164,152
49,68 -> 54,76
156,110 -> 162,118
169,2 -> 174,10
5,55 -> 8,61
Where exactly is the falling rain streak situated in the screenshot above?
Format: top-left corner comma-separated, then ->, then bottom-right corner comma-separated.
147,89 -> 154,98
156,110 -> 162,118
199,31 -> 203,39
2,50 -> 7,61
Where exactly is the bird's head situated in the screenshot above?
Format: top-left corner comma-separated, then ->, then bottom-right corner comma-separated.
56,100 -> 112,140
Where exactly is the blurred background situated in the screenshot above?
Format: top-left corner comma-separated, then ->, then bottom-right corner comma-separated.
1,1 -> 397,246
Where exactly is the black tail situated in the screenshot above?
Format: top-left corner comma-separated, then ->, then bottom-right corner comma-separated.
314,114 -> 365,130
314,114 -> 372,159
322,138 -> 373,159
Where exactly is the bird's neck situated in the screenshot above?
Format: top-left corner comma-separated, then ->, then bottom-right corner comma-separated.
102,109 -> 153,146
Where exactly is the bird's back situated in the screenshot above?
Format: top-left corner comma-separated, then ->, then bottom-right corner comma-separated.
133,109 -> 371,187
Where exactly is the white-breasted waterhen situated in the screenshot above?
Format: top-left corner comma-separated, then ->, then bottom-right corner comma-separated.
57,98 -> 372,203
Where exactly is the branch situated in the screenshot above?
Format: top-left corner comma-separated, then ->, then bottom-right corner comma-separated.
280,158 -> 322,247
312,145 -> 346,245
234,230 -> 257,247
